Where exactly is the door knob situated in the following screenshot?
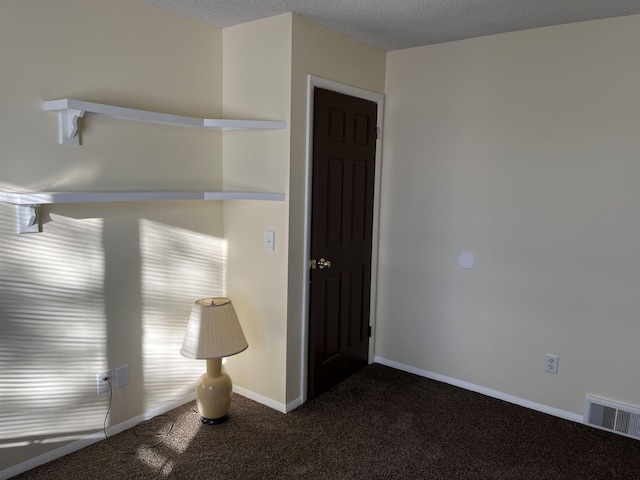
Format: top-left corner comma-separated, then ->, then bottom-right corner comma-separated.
318,258 -> 331,269
310,258 -> 332,270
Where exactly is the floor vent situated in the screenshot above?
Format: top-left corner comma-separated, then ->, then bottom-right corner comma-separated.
584,395 -> 640,441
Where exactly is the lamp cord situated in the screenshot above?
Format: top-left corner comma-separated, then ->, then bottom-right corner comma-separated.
103,377 -> 112,439
135,414 -> 176,448
100,374 -> 176,474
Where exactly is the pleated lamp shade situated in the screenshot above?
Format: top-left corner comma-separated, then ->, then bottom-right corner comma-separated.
180,297 -> 248,359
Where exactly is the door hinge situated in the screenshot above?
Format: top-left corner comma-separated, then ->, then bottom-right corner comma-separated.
376,126 -> 381,139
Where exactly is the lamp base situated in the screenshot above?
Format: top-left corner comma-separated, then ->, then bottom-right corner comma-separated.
195,358 -> 233,423
199,414 -> 230,425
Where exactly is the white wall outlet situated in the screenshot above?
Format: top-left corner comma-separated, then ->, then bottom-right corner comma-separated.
545,354 -> 559,375
115,364 -> 129,389
96,370 -> 111,394
264,230 -> 275,251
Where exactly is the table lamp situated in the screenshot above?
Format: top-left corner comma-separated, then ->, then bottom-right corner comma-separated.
181,297 -> 248,424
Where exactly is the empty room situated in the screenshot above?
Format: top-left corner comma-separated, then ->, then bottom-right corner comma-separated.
1,1 -> 640,478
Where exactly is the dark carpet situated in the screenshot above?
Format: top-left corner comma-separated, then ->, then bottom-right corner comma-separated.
13,364 -> 640,479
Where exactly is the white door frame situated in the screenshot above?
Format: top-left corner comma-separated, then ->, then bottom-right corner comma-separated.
300,75 -> 384,403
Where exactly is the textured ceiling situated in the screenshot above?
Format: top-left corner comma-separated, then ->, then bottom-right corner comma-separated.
146,0 -> 640,51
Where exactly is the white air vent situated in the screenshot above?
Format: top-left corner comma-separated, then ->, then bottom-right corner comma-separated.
584,395 -> 640,441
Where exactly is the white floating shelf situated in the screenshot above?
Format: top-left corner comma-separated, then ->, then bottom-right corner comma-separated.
0,191 -> 286,205
43,99 -> 286,145
0,191 -> 285,233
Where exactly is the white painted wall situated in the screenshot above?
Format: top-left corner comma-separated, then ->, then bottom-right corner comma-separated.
377,14 -> 640,416
0,0 -> 222,472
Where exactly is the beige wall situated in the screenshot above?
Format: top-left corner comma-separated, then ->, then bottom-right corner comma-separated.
378,15 -> 640,416
287,14 -> 386,404
0,0 -> 222,471
12,0 -> 629,472
221,14 -> 292,405
1,7 -> 386,472
220,13 -> 386,408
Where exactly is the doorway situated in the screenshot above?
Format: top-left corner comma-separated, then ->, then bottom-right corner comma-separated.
304,78 -> 383,400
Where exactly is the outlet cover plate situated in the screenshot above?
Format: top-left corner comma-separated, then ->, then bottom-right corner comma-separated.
96,370 -> 111,394
116,365 -> 130,388
545,354 -> 559,375
264,230 -> 275,251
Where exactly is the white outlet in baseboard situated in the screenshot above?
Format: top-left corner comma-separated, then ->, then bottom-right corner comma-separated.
545,354 -> 559,375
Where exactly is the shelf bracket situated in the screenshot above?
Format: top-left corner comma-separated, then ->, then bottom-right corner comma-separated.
57,108 -> 85,145
16,205 -> 41,234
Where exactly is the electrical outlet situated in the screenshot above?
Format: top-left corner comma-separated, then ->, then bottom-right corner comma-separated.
96,370 -> 111,394
544,354 -> 559,375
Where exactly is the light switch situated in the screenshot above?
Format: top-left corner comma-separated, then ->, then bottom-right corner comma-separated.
264,230 -> 275,251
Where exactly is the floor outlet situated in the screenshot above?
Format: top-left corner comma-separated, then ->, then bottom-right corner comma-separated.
544,354 -> 559,375
96,370 -> 111,395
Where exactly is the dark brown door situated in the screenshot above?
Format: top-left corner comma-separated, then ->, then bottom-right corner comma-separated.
308,88 -> 377,399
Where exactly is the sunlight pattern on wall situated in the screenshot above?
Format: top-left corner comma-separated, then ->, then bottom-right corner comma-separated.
0,204 -> 106,445
140,219 -> 226,411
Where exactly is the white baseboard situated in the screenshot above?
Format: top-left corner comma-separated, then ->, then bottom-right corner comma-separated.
232,385 -> 289,414
374,356 -> 583,424
0,391 -> 195,480
285,396 -> 304,413
231,386 -> 301,413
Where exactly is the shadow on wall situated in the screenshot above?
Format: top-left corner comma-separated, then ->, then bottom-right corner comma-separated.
0,201 -> 225,459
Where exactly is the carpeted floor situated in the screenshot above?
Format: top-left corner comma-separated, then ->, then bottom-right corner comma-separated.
13,364 -> 640,479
